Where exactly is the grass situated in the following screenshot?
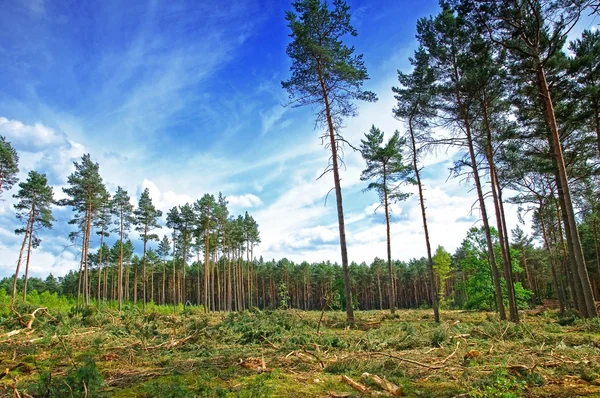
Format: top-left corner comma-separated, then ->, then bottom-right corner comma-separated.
1,305 -> 600,397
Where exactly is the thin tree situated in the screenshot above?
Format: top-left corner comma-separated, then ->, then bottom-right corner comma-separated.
393,47 -> 441,322
111,187 -> 134,311
94,192 -> 111,306
61,154 -> 107,306
11,171 -> 55,305
282,0 -> 377,325
134,188 -> 163,310
360,126 -> 413,314
0,136 -> 19,198
196,194 -> 216,312
157,235 -> 171,305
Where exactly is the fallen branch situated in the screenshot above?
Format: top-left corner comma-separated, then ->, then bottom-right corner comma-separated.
362,352 -> 447,370
260,335 -> 279,350
145,334 -> 196,351
362,372 -> 402,396
450,334 -> 470,340
341,375 -> 374,395
433,342 -> 460,365
303,349 -> 325,369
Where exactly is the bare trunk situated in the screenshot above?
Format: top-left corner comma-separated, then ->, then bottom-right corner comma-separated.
316,60 -> 354,326
539,201 -> 566,314
465,120 -> 506,320
537,65 -> 597,318
482,100 -> 519,322
12,212 -> 32,306
408,119 -> 439,322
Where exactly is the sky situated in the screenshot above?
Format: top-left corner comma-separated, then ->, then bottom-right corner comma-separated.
0,0 -> 597,279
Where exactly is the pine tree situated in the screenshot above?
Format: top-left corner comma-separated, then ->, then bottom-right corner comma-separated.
157,235 -> 171,305
134,188 -> 162,310
196,194 -> 216,312
360,126 -> 413,314
393,47 -> 441,322
0,136 -> 19,198
475,0 -> 597,318
61,154 -> 107,306
93,192 -> 111,306
111,187 -> 134,310
282,0 -> 377,326
11,171 -> 55,304
569,29 -> 600,157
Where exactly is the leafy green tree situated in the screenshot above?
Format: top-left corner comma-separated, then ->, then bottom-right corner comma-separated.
432,246 -> 452,305
360,125 -> 413,314
282,0 -> 377,326
11,171 -> 55,304
61,154 -> 107,306
134,188 -> 162,309
111,187 -> 134,310
0,136 -> 19,198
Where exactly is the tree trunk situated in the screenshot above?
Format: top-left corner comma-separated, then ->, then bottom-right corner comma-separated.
316,60 -> 354,326
481,100 -> 519,322
97,223 -> 105,308
408,119 -> 439,322
204,230 -> 210,312
142,225 -> 148,310
12,210 -> 32,306
464,119 -> 506,320
537,65 -> 597,318
539,201 -> 566,315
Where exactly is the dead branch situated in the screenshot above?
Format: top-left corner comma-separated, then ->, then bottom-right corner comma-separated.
303,349 -> 325,369
363,352 -> 447,370
145,333 -> 196,351
341,375 -> 376,395
260,335 -> 279,349
434,342 -> 460,365
362,373 -> 402,396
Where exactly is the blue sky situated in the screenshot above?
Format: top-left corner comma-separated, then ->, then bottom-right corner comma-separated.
1,0 -> 595,278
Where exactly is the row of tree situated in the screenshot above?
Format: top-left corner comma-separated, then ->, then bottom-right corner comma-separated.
5,220 -> 599,314
0,146 -> 261,313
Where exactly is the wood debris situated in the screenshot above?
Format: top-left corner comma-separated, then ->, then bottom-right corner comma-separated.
362,372 -> 403,396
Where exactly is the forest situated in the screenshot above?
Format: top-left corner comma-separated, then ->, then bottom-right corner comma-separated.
1,0 -> 600,396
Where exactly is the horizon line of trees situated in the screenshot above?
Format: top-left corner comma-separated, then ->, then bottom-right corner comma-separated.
2,221 -> 599,314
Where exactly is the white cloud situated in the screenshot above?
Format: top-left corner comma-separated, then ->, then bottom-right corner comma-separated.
228,193 -> 263,208
0,117 -> 86,185
0,117 -> 64,151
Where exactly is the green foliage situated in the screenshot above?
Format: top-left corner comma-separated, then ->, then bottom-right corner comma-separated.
360,125 -> 414,205
470,368 -> 526,398
31,355 -> 103,398
0,135 -> 19,197
277,283 -> 290,310
432,245 -> 451,304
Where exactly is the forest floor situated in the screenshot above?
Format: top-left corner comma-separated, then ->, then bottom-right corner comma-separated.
1,305 -> 600,397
